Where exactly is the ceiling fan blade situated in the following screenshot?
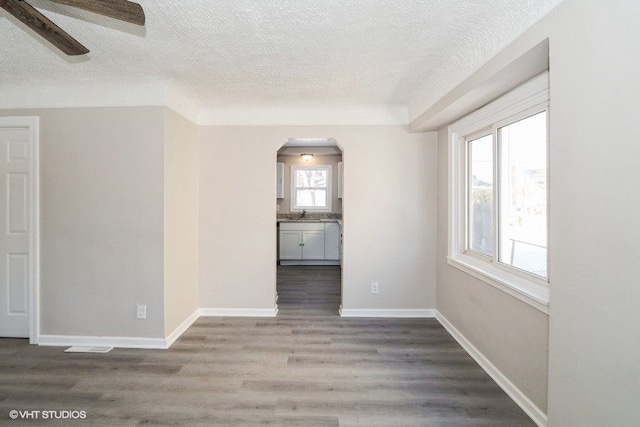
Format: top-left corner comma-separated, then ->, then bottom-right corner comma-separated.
0,0 -> 89,55
48,0 -> 145,25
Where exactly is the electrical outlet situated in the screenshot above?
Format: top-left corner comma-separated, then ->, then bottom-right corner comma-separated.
371,282 -> 379,294
136,304 -> 146,319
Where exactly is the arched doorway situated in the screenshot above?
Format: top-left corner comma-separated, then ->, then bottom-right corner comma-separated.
275,138 -> 343,316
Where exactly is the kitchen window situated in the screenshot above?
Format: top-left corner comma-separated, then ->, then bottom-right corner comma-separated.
291,165 -> 332,212
448,73 -> 550,312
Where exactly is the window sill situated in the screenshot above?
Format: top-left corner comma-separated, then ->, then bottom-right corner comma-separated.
447,255 -> 550,314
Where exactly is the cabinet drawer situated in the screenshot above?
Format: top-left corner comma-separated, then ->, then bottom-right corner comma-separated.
279,222 -> 325,231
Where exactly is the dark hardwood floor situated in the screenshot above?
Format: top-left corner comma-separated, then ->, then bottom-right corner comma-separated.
0,265 -> 535,426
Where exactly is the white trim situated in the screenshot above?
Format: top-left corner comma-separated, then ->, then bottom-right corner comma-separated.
0,117 -> 40,344
449,74 -> 550,137
37,306 -> 281,349
165,309 -> 200,348
447,257 -> 549,314
30,117 -> 40,345
199,306 -> 279,317
339,307 -> 436,318
38,335 -> 168,350
435,311 -> 547,427
197,103 -> 409,126
448,73 -> 550,311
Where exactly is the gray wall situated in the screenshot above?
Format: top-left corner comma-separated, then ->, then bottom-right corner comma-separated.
0,107 -> 166,338
435,0 -> 640,425
0,106 -> 203,340
164,108 -> 200,335
544,1 -> 640,425
436,128 -> 550,412
198,126 -> 438,312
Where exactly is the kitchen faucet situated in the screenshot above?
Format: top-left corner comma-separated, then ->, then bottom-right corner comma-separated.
300,209 -> 307,219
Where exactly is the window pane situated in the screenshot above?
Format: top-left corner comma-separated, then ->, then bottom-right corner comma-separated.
296,169 -> 327,188
498,111 -> 548,278
468,134 -> 494,257
296,189 -> 327,207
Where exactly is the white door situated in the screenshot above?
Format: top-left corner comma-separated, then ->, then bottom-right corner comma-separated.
0,127 -> 31,337
324,223 -> 340,261
279,230 -> 302,260
302,231 -> 325,260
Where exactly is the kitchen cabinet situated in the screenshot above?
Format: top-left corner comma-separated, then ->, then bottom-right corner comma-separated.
279,231 -> 322,259
279,230 -> 304,259
300,230 -> 325,259
279,223 -> 325,260
338,161 -> 343,199
279,221 -> 340,265
324,222 -> 340,260
276,162 -> 284,199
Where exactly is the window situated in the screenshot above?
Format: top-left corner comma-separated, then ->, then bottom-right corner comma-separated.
449,73 -> 550,312
467,133 -> 494,257
291,165 -> 332,212
496,111 -> 548,277
465,111 -> 548,278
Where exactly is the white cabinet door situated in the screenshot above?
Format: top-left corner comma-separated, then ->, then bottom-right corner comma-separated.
279,222 -> 337,262
279,230 -> 302,259
302,231 -> 325,259
338,161 -> 343,199
324,222 -> 340,260
276,162 -> 284,199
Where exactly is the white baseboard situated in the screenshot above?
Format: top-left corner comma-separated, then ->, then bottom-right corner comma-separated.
165,309 -> 200,348
38,335 -> 168,350
435,310 -> 547,427
339,306 -> 436,318
199,306 -> 278,317
38,306 -> 280,350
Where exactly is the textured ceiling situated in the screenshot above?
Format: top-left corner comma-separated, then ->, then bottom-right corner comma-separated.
0,0 -> 562,124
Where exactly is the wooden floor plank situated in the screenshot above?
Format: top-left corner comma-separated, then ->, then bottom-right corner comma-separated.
0,265 -> 535,426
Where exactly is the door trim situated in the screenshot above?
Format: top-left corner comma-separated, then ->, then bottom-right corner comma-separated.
0,117 -> 39,344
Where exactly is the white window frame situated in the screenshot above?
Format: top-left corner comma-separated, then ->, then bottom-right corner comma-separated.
448,72 -> 550,313
291,165 -> 332,212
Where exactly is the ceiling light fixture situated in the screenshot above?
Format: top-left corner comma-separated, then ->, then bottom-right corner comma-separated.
301,153 -> 314,162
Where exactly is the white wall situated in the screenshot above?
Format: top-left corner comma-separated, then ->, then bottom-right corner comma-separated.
199,127 -> 281,310
543,1 -> 640,425
340,127 -> 437,311
0,107 -> 166,338
199,126 -> 437,312
164,108 -> 200,335
431,0 -> 640,425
